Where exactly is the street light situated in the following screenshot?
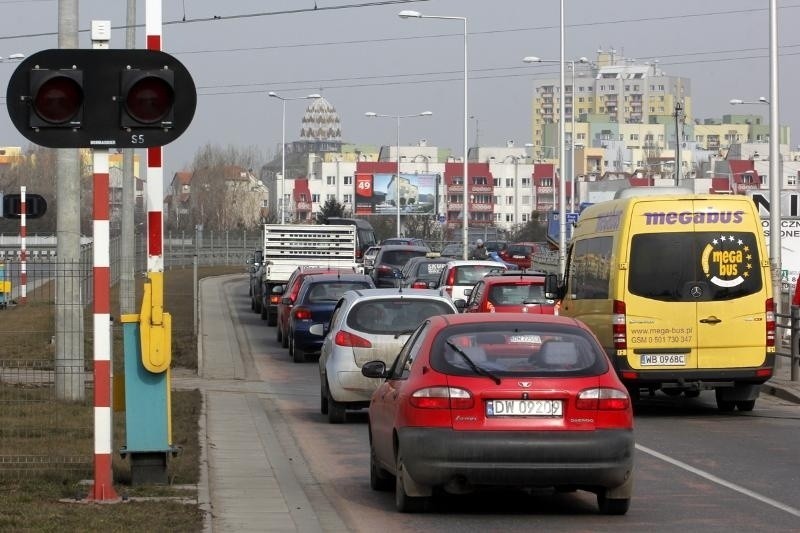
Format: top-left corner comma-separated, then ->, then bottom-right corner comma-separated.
523,55 -> 588,213
268,91 -> 320,224
399,9 -> 469,259
729,97 -> 770,105
364,110 -> 433,237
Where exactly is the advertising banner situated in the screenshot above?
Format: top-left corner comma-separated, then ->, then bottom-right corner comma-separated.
354,172 -> 439,215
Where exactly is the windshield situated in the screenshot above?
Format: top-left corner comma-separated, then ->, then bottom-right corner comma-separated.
488,283 -> 550,305
453,265 -> 506,285
506,245 -> 532,256
380,249 -> 427,266
307,281 -> 371,303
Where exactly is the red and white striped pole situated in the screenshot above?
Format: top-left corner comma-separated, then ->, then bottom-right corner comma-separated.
146,0 -> 164,275
19,185 -> 26,304
90,149 -> 117,501
88,20 -> 118,502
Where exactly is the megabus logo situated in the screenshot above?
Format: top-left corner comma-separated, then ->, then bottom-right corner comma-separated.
643,210 -> 745,225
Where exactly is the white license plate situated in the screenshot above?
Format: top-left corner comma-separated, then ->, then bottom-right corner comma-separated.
486,399 -> 562,417
508,334 -> 541,344
640,353 -> 686,366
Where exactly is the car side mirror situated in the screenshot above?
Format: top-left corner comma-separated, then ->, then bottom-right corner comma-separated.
280,297 -> 292,305
361,360 -> 388,379
453,299 -> 467,311
463,288 -> 472,296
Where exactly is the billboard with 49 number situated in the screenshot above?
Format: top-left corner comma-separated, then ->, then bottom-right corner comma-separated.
355,172 -> 439,215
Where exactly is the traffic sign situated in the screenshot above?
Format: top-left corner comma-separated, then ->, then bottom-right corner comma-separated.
566,212 -> 579,224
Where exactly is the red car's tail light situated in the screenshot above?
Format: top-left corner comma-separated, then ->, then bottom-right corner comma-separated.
377,265 -> 393,274
409,387 -> 473,409
411,281 -> 428,289
766,297 -> 775,347
576,388 -> 630,410
612,299 -> 627,350
334,330 -> 372,348
293,307 -> 312,320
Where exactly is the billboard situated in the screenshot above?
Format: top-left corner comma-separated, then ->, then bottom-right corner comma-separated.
355,172 -> 439,215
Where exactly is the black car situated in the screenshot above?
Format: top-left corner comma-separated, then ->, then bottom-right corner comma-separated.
399,256 -> 450,289
380,237 -> 431,250
370,245 -> 430,288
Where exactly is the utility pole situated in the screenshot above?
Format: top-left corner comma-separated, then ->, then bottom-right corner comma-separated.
55,0 -> 84,402
120,0 -> 136,316
674,100 -> 683,186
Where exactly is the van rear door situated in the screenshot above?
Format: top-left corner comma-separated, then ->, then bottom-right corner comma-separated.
626,198 -> 767,371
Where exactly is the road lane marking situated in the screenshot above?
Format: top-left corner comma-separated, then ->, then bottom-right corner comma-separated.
636,444 -> 800,518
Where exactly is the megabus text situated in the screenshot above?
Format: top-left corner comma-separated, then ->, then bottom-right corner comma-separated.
643,210 -> 745,225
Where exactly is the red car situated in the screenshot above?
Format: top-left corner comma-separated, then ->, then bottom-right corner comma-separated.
501,241 -> 550,270
461,271 -> 556,314
362,313 -> 634,514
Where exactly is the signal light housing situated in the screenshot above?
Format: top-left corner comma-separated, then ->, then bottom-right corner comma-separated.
29,69 -> 83,128
5,48 -> 196,149
121,69 -> 175,128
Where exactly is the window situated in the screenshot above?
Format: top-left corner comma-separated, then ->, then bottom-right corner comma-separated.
343,194 -> 352,203
522,195 -> 531,205
568,236 -> 612,300
343,176 -> 353,185
299,193 -> 307,202
628,232 -> 762,301
522,213 -> 529,222
327,176 -> 336,185
494,195 -> 501,205
521,177 -> 530,187
630,134 -> 639,141
505,178 -> 514,187
505,214 -> 514,222
506,196 -> 513,205
473,176 -> 488,185
493,178 -> 501,186
327,194 -> 335,201
452,177 -> 464,185
312,194 -> 320,203
493,213 -> 502,222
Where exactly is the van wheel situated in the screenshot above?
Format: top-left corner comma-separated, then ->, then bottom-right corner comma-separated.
715,389 -> 736,412
736,400 -> 756,412
597,491 -> 630,515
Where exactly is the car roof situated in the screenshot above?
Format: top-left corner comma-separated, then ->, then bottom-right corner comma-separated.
444,260 -> 508,267
377,245 -> 430,253
427,312 -> 585,328
301,273 -> 373,283
341,287 -> 455,302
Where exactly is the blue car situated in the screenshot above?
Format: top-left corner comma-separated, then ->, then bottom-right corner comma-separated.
489,250 -> 520,270
287,273 -> 375,362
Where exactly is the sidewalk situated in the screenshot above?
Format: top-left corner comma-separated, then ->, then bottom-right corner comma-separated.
172,274 -> 346,533
173,274 -> 800,532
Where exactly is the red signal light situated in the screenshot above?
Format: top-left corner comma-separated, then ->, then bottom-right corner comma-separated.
30,71 -> 83,127
121,71 -> 175,127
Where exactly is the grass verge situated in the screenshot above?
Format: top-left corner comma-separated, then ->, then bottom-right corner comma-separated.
0,265 -> 243,532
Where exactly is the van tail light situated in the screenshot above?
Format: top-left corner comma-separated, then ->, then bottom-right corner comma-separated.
293,307 -> 312,320
269,294 -> 282,305
766,297 -> 775,347
411,281 -> 428,289
356,248 -> 363,259
409,387 -> 473,409
576,388 -> 630,410
335,330 -> 372,348
612,299 -> 627,350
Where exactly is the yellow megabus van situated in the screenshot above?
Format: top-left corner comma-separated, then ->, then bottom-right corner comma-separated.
551,192 -> 775,411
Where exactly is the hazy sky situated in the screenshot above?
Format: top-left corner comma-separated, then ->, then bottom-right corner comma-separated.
0,0 -> 796,180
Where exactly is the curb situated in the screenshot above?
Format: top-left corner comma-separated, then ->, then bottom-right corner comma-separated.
761,382 -> 800,404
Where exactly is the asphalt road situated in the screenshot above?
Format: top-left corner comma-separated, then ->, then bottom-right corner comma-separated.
227,276 -> 800,532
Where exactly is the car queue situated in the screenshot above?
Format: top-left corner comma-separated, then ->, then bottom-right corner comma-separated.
248,236 -> 634,515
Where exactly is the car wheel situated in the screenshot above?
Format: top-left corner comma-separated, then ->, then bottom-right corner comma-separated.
736,399 -> 756,412
327,386 -> 346,424
276,324 -> 282,343
395,450 -> 429,513
320,379 -> 329,415
370,441 -> 393,492
597,491 -> 630,515
292,336 -> 306,364
281,325 -> 289,348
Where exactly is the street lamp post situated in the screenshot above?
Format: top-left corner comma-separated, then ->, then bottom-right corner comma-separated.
399,10 -> 469,259
365,110 -> 433,238
523,55 -> 588,215
268,91 -> 320,224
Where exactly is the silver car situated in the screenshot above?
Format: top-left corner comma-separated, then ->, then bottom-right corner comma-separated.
313,288 -> 458,423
